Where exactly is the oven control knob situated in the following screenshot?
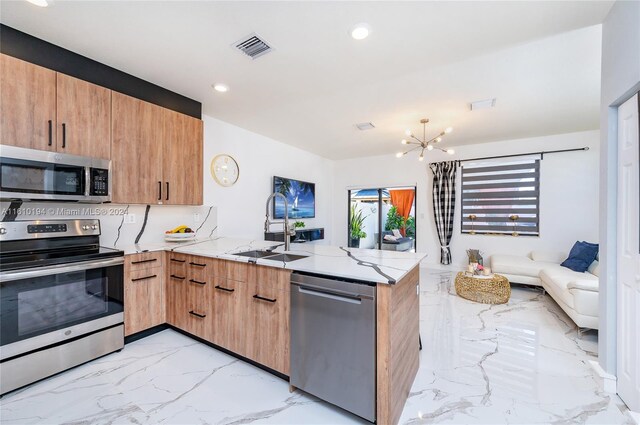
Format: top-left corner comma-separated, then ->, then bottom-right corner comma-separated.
91,225 -> 98,230
0,227 -> 6,235
82,225 -> 90,230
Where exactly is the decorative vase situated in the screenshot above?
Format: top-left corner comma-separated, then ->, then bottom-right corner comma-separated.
349,238 -> 360,248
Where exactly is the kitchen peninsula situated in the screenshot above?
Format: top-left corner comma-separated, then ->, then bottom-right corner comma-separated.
122,237 -> 424,424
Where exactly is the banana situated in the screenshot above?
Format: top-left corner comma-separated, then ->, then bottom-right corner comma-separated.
165,224 -> 189,234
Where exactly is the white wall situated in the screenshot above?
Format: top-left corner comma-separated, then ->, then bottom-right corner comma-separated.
203,115 -> 334,243
332,130 -> 600,268
598,0 -> 640,374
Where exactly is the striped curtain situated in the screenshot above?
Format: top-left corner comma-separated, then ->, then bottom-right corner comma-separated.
430,161 -> 458,265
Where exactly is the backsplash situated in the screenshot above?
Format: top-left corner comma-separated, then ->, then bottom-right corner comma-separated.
0,202 -> 218,248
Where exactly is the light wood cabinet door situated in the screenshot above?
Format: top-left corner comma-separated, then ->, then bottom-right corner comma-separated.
0,54 -> 56,150
244,266 -> 291,375
162,109 -> 203,205
56,73 -> 111,159
212,277 -> 245,353
124,253 -> 165,337
166,253 -> 188,328
111,92 -> 164,204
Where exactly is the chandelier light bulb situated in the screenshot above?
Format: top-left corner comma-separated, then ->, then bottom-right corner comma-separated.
427,145 -> 434,151
435,137 -> 442,143
396,152 -> 404,158
447,149 -> 455,155
418,154 -> 424,162
445,127 -> 453,134
405,129 -> 412,136
401,139 -> 408,145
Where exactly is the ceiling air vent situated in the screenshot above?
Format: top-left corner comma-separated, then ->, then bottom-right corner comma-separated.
356,122 -> 375,131
233,33 -> 273,59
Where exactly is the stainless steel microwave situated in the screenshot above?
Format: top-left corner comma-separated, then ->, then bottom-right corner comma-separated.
0,145 -> 111,203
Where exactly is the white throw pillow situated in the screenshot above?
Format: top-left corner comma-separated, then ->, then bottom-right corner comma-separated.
384,234 -> 398,241
588,260 -> 600,277
392,229 -> 402,238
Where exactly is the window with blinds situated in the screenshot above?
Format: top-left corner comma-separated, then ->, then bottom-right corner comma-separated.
461,159 -> 540,236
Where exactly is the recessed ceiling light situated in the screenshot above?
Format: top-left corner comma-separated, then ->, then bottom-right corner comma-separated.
350,24 -> 370,40
470,98 -> 496,111
212,83 -> 229,93
25,0 -> 48,6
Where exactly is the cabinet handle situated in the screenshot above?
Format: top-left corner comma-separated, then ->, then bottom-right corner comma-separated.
61,123 -> 66,148
253,294 -> 277,303
170,274 -> 185,280
189,310 -> 206,319
189,262 -> 206,267
166,182 -> 169,201
189,279 -> 206,285
158,181 -> 162,201
48,120 -> 53,146
131,258 -> 157,265
170,258 -> 186,263
215,285 -> 234,293
131,274 -> 157,282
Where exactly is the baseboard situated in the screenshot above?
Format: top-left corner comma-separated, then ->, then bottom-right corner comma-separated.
588,360 -> 617,393
124,324 -> 169,344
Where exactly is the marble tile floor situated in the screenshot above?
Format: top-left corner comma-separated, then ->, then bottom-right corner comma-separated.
0,268 -> 633,425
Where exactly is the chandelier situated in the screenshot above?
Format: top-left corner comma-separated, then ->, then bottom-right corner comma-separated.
395,118 -> 455,161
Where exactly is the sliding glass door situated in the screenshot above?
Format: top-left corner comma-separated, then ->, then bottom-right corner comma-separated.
347,186 -> 417,252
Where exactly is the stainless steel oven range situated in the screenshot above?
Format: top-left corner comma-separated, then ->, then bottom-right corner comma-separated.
0,219 -> 124,395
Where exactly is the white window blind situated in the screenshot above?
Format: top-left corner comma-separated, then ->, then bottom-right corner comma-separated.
461,159 -> 540,236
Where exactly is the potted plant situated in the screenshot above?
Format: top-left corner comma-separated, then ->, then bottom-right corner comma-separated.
294,221 -> 305,229
349,204 -> 368,248
385,206 -> 411,237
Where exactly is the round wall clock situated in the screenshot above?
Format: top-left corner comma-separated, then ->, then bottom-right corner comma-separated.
211,154 -> 239,187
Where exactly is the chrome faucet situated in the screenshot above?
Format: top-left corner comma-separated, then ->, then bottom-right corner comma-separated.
265,192 -> 296,251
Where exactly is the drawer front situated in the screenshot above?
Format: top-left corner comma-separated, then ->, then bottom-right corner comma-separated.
184,288 -> 211,340
168,252 -> 188,279
186,255 -> 226,279
127,251 -> 163,272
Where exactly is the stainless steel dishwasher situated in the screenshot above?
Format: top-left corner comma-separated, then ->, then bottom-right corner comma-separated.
290,272 -> 376,422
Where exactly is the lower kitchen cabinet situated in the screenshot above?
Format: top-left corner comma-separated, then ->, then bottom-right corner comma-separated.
164,253 -> 290,375
244,266 -> 291,375
124,253 -> 165,336
211,277 -> 245,353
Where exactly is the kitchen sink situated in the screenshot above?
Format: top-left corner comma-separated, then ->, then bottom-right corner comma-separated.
231,250 -> 308,262
264,253 -> 308,262
233,250 -> 277,258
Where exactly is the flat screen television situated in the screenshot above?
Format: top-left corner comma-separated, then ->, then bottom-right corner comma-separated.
273,176 -> 315,219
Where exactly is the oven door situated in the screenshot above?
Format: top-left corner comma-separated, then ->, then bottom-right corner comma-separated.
0,257 -> 124,360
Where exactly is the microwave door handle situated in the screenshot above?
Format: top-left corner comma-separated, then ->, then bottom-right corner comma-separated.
85,167 -> 91,196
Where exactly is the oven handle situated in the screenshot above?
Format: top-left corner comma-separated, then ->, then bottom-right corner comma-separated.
0,257 -> 124,282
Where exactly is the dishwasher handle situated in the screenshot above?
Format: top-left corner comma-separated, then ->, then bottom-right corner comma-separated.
296,285 -> 363,304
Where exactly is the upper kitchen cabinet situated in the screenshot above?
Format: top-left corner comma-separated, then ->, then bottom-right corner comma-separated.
162,109 -> 203,205
111,92 -> 164,204
1,54 -> 111,158
56,73 -> 111,159
0,54 -> 57,151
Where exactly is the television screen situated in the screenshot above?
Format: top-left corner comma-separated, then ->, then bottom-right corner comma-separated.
273,176 -> 315,219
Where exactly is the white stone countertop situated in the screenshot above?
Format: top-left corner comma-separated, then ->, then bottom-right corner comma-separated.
167,237 -> 426,284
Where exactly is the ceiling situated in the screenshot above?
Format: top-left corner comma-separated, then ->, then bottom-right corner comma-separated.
0,1 -> 612,159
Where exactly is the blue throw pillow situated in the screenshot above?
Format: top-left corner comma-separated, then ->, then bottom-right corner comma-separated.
561,241 -> 599,272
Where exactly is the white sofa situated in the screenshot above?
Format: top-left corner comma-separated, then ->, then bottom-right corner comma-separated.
490,251 -> 599,330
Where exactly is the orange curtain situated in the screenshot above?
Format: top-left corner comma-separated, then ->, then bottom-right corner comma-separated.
389,189 -> 415,236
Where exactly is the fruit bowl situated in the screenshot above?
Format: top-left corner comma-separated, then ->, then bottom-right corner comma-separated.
164,232 -> 196,242
165,225 -> 196,242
